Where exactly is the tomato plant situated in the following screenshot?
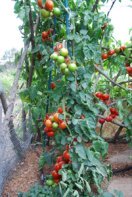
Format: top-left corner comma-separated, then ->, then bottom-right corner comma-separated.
15,0 -> 132,196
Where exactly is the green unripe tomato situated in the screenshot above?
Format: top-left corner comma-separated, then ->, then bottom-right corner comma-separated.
53,7 -> 61,17
60,63 -> 67,70
57,56 -> 65,64
40,9 -> 50,18
64,68 -> 70,76
50,52 -> 58,61
60,48 -> 68,57
52,183 -> 57,188
68,63 -> 77,72
52,122 -> 59,129
46,179 -> 54,186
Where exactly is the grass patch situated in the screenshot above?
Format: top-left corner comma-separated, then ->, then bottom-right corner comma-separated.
0,67 -> 16,94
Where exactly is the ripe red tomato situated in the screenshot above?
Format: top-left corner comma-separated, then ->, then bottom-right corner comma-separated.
56,156 -> 63,163
102,94 -> 110,101
42,31 -> 49,39
110,114 -> 117,119
54,161 -> 64,172
101,53 -> 108,60
120,46 -> 126,51
45,119 -> 52,128
47,131 -> 54,137
54,163 -> 61,172
99,118 -> 105,124
110,108 -> 118,115
59,121 -> 67,130
105,116 -> 113,122
44,127 -> 53,133
108,50 -> 115,56
63,150 -> 70,162
53,178 -> 60,184
58,107 -> 63,114
51,170 -> 61,179
50,82 -> 56,89
126,67 -> 132,76
45,0 -> 54,11
95,92 -> 103,99
54,43 -> 63,52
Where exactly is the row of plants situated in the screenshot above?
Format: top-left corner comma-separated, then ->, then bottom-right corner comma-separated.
14,0 -> 131,196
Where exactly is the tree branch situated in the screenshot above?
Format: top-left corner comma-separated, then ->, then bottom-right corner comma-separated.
98,115 -> 127,128
27,2 -> 37,87
94,64 -> 131,91
107,0 -> 117,17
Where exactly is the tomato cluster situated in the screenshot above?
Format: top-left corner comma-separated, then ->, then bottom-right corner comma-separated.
42,28 -> 53,42
37,0 -> 61,18
50,43 -> 77,76
101,46 -> 126,60
51,146 -> 71,184
43,108 -> 67,137
95,92 -> 110,103
99,107 -> 118,124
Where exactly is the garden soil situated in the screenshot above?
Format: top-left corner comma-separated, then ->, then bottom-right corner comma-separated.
2,144 -> 132,197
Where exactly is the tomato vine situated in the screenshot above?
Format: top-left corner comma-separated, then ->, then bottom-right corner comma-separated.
14,0 -> 132,196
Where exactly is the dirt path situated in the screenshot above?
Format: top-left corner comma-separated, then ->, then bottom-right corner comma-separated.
107,146 -> 132,197
2,146 -> 42,197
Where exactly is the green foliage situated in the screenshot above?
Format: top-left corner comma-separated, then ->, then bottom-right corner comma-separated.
14,0 -> 131,196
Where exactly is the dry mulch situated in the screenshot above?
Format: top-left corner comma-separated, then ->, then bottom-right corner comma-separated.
2,143 -> 131,197
2,146 -> 42,197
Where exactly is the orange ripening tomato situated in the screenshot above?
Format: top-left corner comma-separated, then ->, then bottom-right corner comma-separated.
59,121 -> 67,130
45,119 -> 52,128
53,113 -> 60,123
37,0 -> 43,8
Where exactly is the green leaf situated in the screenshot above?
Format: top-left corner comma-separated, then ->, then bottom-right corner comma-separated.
85,180 -> 91,193
75,144 -> 86,159
63,188 -> 71,197
75,183 -> 83,191
78,163 -> 84,177
61,171 -> 67,182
